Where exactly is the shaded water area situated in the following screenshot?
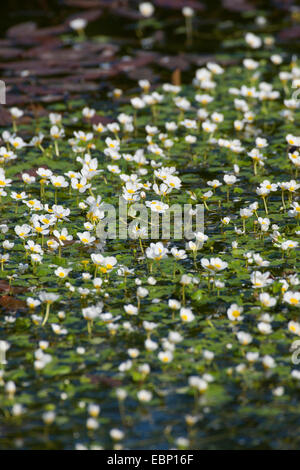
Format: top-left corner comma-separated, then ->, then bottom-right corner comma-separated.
1,0 -> 300,111
0,0 -> 300,451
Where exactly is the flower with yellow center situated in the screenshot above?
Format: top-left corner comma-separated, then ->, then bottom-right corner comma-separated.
284,291 -> 300,307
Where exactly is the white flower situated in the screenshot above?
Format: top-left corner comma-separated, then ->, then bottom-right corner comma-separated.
145,338 -> 158,351
51,324 -> 68,335
256,137 -> 268,148
77,231 -> 95,245
139,2 -> 154,17
281,240 -> 298,251
182,6 -> 194,17
283,291 -> 300,306
10,136 -> 26,149
124,304 -> 138,315
116,389 -> 127,401
82,307 -> 99,321
262,355 -> 276,369
92,278 -> 102,290
50,125 -> 64,140
147,276 -> 156,285
223,174 -> 237,185
99,256 -> 117,273
243,58 -> 259,70
39,292 -> 59,303
146,200 -> 169,213
127,348 -> 139,359
251,271 -> 273,288
10,107 -> 23,119
137,390 -> 152,402
110,429 -> 124,441
32,356 -> 51,373
211,112 -> 224,123
188,376 -> 208,393
119,360 -> 132,372
288,321 -> 300,335
39,341 -> 49,350
201,257 -> 228,273
203,350 -> 214,360
131,97 -> 145,109
227,304 -> 244,321
146,242 -> 168,260
168,331 -> 183,343
291,370 -> 300,380
158,351 -> 173,363
237,331 -> 252,345
137,287 -> 148,298
88,404 -> 100,417
180,308 -> 195,323
207,179 -> 221,189
168,299 -> 181,310
42,411 -> 56,425
143,321 -> 157,332
253,254 -> 269,266
257,218 -> 270,232
221,217 -> 230,225
12,403 -> 24,417
70,18 -> 87,31
245,32 -> 262,49
259,293 -> 277,308
15,224 -> 31,239
257,322 -> 272,335
54,267 -> 71,279
246,352 -> 259,363
180,275 -> 192,285
86,418 -> 99,431
171,247 -> 187,260
193,231 -> 208,246
202,121 -> 216,133
207,62 -> 224,75
240,208 -> 253,219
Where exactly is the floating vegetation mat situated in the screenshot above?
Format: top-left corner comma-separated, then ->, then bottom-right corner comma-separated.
0,19 -> 300,450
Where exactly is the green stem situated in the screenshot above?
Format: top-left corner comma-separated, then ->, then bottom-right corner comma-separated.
42,303 -> 51,326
